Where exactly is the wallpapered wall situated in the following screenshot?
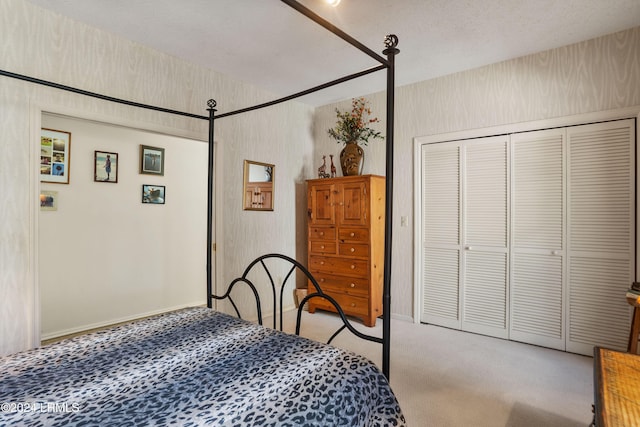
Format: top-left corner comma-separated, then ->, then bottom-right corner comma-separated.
0,0 -> 314,355
313,26 -> 640,320
2,0 -> 639,356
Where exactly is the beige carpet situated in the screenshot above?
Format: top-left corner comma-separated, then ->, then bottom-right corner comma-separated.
286,310 -> 594,427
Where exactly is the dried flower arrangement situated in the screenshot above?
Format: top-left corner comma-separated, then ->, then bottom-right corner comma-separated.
327,97 -> 383,146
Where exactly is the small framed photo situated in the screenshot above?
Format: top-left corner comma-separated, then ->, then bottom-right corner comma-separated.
142,184 -> 165,204
40,190 -> 58,211
41,128 -> 71,184
94,151 -> 118,183
140,145 -> 164,176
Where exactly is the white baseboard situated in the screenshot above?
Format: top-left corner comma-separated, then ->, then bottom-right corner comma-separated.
41,301 -> 206,341
391,313 -> 414,323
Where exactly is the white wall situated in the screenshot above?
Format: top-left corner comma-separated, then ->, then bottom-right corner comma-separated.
313,26 -> 640,320
39,114 -> 207,338
1,0 -> 314,355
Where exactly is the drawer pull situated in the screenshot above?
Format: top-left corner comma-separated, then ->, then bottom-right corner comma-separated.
320,261 -> 325,265
320,245 -> 325,249
350,283 -> 355,288
350,264 -> 356,269
350,232 -> 355,237
350,303 -> 356,307
319,232 -> 324,236
350,247 -> 355,252
320,278 -> 325,282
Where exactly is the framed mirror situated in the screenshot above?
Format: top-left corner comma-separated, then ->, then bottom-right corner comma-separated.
243,160 -> 274,211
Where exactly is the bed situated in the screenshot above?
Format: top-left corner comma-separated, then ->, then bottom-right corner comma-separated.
1,5 -> 398,372
0,307 -> 404,426
1,0 -> 402,424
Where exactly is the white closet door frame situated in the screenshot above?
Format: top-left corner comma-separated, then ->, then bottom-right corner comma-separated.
414,107 -> 639,327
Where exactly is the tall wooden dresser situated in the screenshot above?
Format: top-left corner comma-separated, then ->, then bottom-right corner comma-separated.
306,174 -> 385,327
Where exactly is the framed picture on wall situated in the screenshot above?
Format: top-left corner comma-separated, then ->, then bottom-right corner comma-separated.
140,145 -> 164,176
142,184 -> 165,204
94,151 -> 118,183
39,190 -> 58,211
40,128 -> 71,184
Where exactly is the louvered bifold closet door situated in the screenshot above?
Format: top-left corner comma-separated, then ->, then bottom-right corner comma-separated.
421,142 -> 461,328
510,129 -> 565,350
567,119 -> 635,355
461,137 -> 509,339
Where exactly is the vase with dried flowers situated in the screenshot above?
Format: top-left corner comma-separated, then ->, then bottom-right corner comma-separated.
327,97 -> 383,176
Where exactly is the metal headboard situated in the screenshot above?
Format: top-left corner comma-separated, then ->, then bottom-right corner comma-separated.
210,253 -> 382,346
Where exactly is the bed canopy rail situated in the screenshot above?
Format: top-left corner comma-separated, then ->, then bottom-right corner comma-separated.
214,64 -> 386,120
0,0 -> 399,378
280,0 -> 391,67
0,69 -> 208,121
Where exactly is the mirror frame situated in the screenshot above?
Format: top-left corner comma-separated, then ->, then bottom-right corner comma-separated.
243,160 -> 275,211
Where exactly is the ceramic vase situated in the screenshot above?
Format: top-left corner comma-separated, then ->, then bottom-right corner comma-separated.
339,142 -> 364,176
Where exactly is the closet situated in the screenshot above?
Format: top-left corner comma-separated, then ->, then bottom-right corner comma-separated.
419,119 -> 636,355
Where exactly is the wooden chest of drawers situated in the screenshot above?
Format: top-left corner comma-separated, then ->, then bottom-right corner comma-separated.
306,175 -> 385,327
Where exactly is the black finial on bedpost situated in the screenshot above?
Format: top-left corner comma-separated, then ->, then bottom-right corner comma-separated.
206,99 -> 217,309
381,35 -> 399,381
383,34 -> 399,50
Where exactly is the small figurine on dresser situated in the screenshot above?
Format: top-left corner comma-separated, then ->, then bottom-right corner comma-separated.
330,154 -> 337,178
317,155 -> 330,178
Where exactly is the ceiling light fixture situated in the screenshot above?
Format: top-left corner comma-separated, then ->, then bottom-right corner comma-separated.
325,0 -> 341,7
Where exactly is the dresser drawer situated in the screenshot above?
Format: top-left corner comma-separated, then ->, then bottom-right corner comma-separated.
338,228 -> 369,242
338,243 -> 369,257
309,226 -> 336,240
310,241 -> 337,255
309,291 -> 369,317
309,256 -> 369,278
311,273 -> 369,297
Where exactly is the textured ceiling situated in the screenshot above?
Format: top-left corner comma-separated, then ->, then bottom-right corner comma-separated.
24,0 -> 640,106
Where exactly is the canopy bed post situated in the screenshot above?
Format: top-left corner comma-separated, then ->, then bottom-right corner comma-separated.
382,34 -> 400,379
206,99 -> 217,309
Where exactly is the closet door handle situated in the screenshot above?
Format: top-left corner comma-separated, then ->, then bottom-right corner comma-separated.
464,245 -> 473,251
551,250 -> 560,256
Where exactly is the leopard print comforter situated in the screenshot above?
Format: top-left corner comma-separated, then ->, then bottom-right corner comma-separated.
0,307 -> 406,426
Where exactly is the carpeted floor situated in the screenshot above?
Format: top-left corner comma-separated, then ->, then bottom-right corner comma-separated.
288,310 -> 594,427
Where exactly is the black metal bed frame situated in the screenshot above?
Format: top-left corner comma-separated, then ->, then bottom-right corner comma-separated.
1,0 -> 399,378
212,253 -> 384,347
